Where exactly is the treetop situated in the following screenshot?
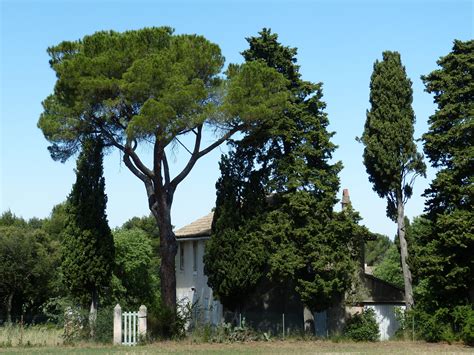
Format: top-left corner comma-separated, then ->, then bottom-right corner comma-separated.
38,27 -> 290,164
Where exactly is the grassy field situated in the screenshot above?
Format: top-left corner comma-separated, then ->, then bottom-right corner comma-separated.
0,324 -> 63,348
1,326 -> 472,354
1,340 -> 472,354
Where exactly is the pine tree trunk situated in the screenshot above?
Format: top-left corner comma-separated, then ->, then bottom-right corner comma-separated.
154,197 -> 178,313
89,288 -> 98,337
6,292 -> 13,324
397,194 -> 414,309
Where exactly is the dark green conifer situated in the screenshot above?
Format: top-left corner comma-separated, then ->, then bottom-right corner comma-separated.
360,51 -> 426,309
419,40 -> 474,308
61,137 -> 114,331
205,29 -> 363,314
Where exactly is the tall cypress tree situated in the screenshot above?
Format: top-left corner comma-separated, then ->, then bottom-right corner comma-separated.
419,40 -> 474,308
360,51 -> 426,309
62,137 -> 114,331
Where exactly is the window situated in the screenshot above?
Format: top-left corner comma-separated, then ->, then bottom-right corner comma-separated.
193,241 -> 198,273
179,243 -> 184,271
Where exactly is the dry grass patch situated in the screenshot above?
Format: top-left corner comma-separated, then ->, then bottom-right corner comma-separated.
0,324 -> 63,347
2,339 -> 473,354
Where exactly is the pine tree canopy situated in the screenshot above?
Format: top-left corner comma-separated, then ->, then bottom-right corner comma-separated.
38,27 -> 289,162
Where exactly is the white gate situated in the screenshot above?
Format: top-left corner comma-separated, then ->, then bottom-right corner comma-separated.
113,304 -> 147,346
122,311 -> 138,345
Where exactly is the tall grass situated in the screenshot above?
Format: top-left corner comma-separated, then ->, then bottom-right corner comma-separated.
0,323 -> 63,347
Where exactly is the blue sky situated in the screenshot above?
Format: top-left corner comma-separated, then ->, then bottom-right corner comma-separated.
1,0 -> 472,237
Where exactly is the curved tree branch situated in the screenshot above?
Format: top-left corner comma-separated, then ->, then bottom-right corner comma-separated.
125,141 -> 154,179
123,153 -> 156,210
169,124 -> 243,193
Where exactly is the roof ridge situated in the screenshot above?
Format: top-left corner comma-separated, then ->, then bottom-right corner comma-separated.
175,212 -> 214,238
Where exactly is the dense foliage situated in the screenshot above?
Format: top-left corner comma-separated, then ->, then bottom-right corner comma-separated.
0,223 -> 54,323
112,228 -> 159,308
343,308 -> 380,341
419,39 -> 474,310
1,27 -> 470,344
205,29 -> 367,313
359,51 -> 426,308
365,233 -> 392,266
372,244 -> 404,289
390,40 -> 474,346
61,138 -> 115,317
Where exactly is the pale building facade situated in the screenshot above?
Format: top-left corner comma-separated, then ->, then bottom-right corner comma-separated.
174,213 -> 222,326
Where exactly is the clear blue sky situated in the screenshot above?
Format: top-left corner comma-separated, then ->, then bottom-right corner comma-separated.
1,0 -> 472,237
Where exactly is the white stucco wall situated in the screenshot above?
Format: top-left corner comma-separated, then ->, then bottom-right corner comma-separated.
175,238 -> 222,326
365,304 -> 405,340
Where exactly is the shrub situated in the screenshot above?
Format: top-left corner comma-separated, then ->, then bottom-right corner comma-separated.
189,320 -> 264,343
343,308 -> 380,341
93,306 -> 113,343
61,304 -> 113,344
417,308 -> 450,343
415,306 -> 474,345
460,313 -> 474,346
453,305 -> 474,346
41,297 -> 76,326
62,306 -> 87,344
393,306 -> 414,340
148,300 -> 191,340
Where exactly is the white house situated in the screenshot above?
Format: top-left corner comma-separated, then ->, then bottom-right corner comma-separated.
174,212 -> 222,326
174,190 -> 405,339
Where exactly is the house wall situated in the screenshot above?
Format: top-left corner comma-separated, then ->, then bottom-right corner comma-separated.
175,238 -> 222,325
365,304 -> 405,340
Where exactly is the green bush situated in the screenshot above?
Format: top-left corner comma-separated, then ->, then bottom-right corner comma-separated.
61,305 -> 114,344
189,320 -> 265,343
41,297 -> 76,326
393,306 -> 414,340
460,313 -> 474,346
417,308 -> 450,343
453,306 -> 474,346
148,301 -> 191,340
93,306 -> 113,343
343,308 -> 380,342
415,306 -> 474,345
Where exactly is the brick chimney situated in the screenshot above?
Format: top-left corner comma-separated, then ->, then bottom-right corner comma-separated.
341,188 -> 351,210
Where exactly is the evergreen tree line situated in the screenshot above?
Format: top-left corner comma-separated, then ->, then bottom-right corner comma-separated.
204,32 -> 473,343
0,27 -> 471,344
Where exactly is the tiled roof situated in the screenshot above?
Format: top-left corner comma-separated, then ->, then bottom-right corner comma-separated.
174,212 -> 214,238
